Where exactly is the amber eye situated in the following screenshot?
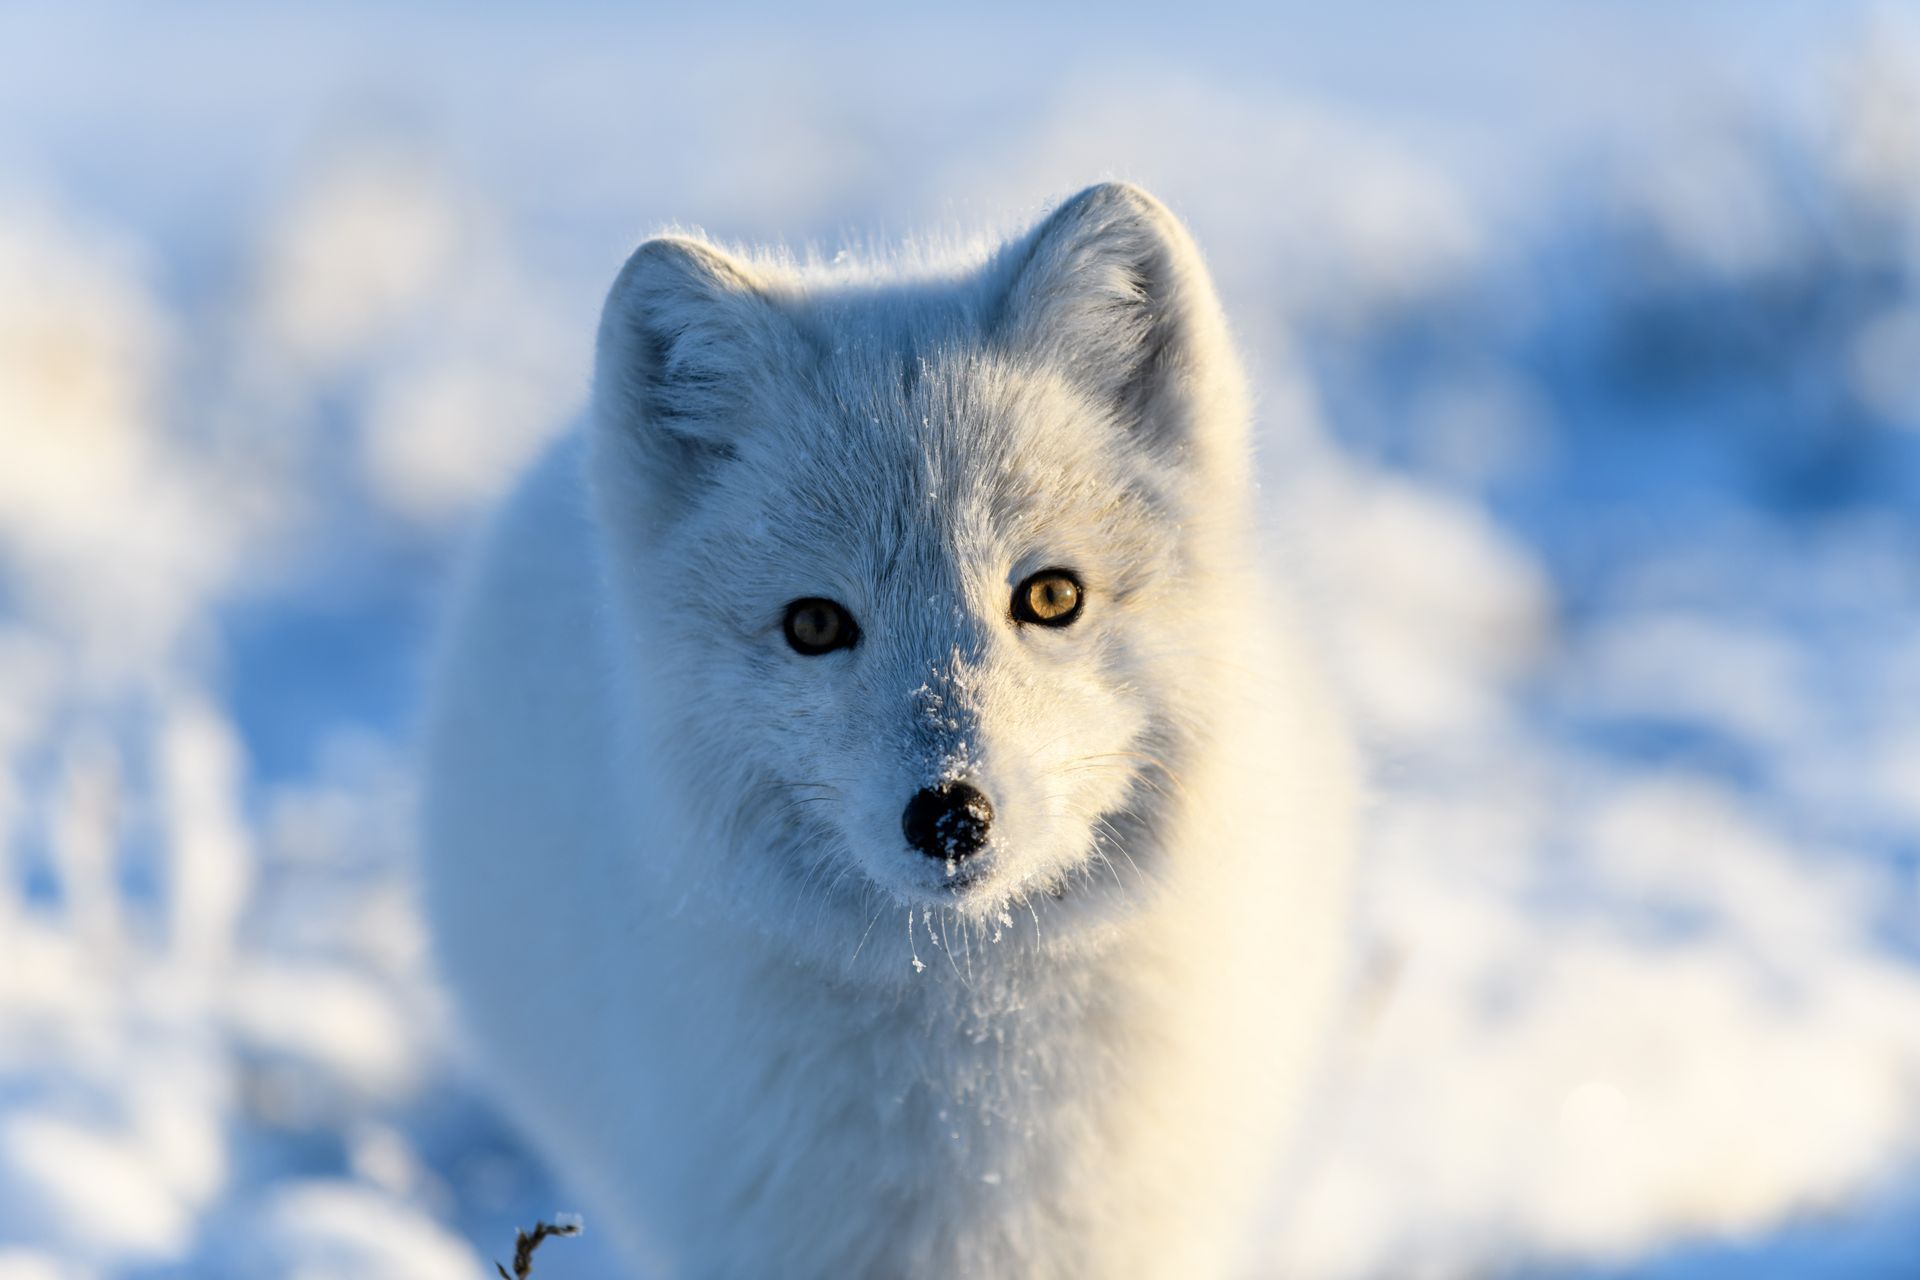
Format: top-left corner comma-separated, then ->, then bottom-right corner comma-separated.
783,598 -> 858,655
1012,569 -> 1084,628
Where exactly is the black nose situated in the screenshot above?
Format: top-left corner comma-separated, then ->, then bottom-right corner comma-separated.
903,782 -> 994,861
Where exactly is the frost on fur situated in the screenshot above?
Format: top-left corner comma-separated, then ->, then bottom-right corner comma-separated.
424,182 -> 1357,1280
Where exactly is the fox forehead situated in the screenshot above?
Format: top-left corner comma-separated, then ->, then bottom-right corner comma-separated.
681,339 -> 1179,611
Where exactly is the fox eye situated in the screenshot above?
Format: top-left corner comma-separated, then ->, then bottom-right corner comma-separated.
783,598 -> 858,655
1012,569 -> 1084,628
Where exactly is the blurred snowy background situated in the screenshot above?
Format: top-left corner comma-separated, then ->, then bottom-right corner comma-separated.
3,2 -> 1919,1276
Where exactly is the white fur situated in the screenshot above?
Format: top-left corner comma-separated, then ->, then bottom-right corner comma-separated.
422,183 -> 1357,1279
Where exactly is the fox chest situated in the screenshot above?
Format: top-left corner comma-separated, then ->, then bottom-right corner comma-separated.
675,971 -> 1133,1234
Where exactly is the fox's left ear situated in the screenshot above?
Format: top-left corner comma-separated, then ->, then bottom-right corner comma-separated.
593,235 -> 799,486
992,183 -> 1247,469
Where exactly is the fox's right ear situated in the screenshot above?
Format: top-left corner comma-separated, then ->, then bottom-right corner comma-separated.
990,183 -> 1248,477
592,237 -> 793,476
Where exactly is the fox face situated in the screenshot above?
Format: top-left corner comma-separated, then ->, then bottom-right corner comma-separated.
589,184 -> 1255,950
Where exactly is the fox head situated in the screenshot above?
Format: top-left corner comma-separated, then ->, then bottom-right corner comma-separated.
588,183 -> 1263,966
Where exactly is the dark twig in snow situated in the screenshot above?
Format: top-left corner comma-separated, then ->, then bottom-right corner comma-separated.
495,1217 -> 582,1278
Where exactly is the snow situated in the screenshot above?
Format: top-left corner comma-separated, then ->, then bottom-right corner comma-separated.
2,4 -> 1917,1277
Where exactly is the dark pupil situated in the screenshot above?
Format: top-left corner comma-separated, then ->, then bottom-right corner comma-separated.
795,606 -> 838,647
1032,577 -> 1074,616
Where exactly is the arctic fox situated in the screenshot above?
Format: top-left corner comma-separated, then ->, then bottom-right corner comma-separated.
423,182 -> 1356,1279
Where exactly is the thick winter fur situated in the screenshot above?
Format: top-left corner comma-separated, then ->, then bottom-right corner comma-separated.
422,183 -> 1357,1279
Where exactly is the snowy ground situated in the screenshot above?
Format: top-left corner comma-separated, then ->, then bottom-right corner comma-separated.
2,4 -> 1918,1276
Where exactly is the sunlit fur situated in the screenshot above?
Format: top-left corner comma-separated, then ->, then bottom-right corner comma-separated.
422,183 -> 1357,1279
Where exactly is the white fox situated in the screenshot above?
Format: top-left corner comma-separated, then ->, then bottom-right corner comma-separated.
423,182 -> 1356,1279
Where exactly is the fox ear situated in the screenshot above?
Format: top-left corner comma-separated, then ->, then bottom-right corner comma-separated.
993,183 -> 1245,464
593,237 -> 792,471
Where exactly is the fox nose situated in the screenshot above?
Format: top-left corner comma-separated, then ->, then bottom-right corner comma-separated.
903,782 -> 993,861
